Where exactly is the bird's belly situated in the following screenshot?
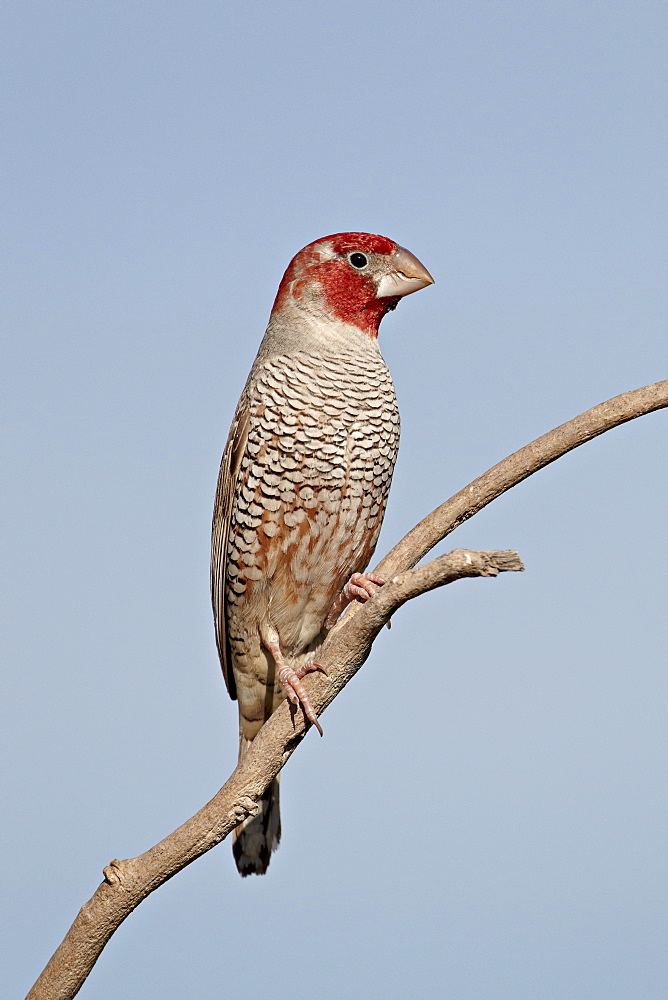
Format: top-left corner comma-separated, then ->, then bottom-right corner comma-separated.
272,505 -> 377,648
230,477 -> 384,657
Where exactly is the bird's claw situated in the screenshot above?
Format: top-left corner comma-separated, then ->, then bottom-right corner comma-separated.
325,571 -> 386,627
294,660 -> 328,679
278,666 -> 323,736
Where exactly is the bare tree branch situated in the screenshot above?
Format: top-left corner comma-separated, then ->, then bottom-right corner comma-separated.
26,380 -> 667,1000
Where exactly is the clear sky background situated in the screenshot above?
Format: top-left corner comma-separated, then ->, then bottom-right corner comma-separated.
3,2 -> 666,998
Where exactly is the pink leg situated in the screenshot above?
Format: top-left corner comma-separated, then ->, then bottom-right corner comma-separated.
324,571 -> 386,628
262,625 -> 323,737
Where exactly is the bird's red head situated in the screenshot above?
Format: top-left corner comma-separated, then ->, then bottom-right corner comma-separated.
271,232 -> 434,338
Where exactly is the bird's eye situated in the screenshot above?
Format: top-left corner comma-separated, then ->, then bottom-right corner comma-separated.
348,252 -> 369,269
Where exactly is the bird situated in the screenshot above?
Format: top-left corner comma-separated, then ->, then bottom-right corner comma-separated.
211,232 -> 433,875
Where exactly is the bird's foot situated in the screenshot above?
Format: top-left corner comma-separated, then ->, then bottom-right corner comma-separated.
324,571 -> 386,627
278,666 -> 323,737
262,625 -> 323,736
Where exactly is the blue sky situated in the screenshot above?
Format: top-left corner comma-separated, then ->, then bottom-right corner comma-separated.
3,3 -> 666,998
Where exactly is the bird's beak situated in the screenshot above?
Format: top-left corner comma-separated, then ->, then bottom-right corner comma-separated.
375,246 -> 435,299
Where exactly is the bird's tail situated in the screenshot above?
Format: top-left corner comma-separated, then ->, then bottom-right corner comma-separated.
232,737 -> 281,876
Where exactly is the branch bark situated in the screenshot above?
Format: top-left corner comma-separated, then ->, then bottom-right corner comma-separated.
26,380 -> 667,1000
375,379 -> 668,579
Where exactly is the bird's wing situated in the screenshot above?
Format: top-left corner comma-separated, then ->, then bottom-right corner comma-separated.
211,397 -> 250,700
